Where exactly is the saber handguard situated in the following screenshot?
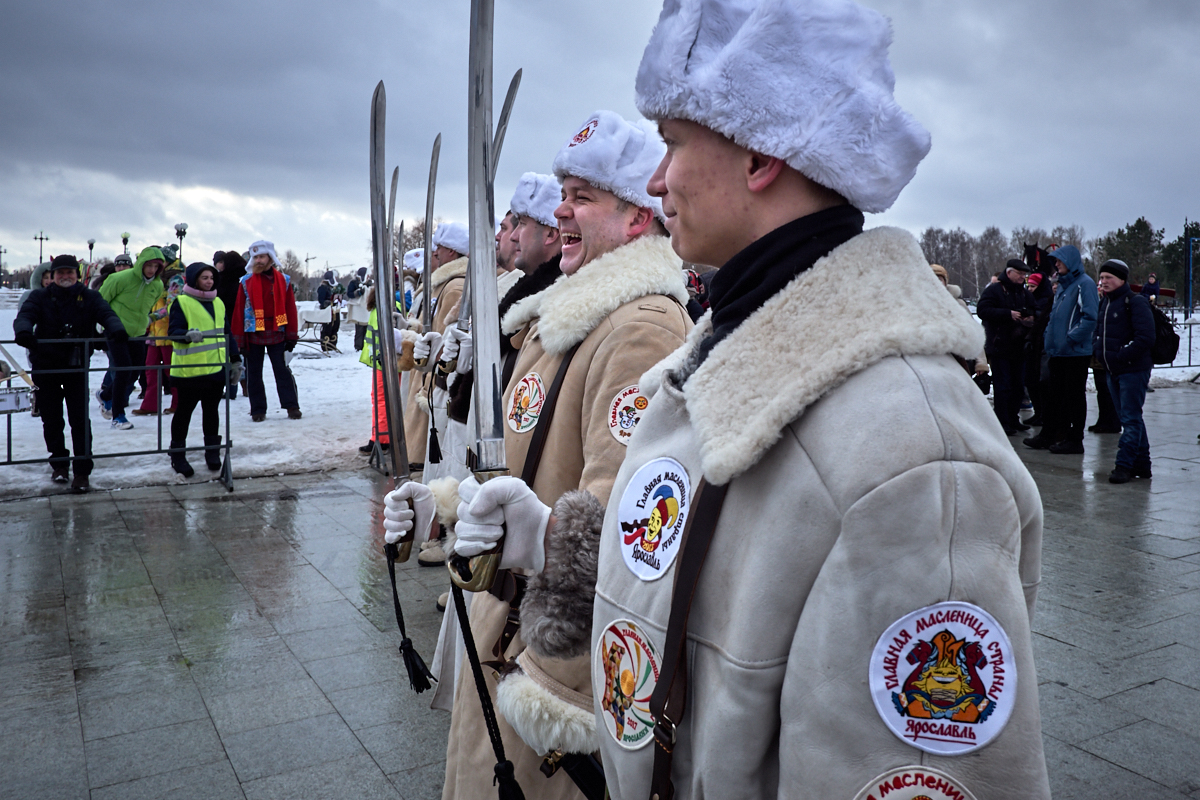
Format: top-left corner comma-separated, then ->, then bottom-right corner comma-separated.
446,468 -> 509,592
413,356 -> 430,371
436,357 -> 458,377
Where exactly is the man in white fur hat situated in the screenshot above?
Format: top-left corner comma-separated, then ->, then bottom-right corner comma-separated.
402,221 -> 470,489
396,2 -> 1049,800
385,111 -> 692,800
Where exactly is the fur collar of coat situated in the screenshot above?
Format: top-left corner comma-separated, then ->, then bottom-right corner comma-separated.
499,234 -> 687,355
431,255 -> 469,288
641,226 -> 985,485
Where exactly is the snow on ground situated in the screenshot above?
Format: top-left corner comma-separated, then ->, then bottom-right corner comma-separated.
2,303 -> 375,500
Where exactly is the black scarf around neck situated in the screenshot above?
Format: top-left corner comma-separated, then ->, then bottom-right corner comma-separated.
696,205 -> 864,367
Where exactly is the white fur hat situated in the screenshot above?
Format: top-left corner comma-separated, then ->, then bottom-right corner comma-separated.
403,248 -> 424,272
247,240 -> 282,269
635,0 -> 931,213
509,172 -> 561,229
432,222 -> 469,256
552,110 -> 666,222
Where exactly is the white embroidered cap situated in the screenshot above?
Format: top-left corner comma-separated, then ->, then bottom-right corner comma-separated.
552,110 -> 666,222
432,222 -> 469,257
635,0 -> 931,213
509,172 -> 561,229
247,240 -> 282,269
403,248 -> 424,271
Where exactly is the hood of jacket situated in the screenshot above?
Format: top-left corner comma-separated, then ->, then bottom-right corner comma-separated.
1051,245 -> 1084,284
133,247 -> 166,279
641,227 -> 985,485
500,235 -> 687,355
184,262 -> 219,290
28,262 -> 52,290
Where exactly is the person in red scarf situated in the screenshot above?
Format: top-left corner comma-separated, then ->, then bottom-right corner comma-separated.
232,240 -> 301,421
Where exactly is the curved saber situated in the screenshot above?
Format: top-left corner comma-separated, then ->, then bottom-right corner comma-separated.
490,68 -> 522,185
369,82 -> 413,528
387,166 -> 399,278
422,134 -> 441,330
441,66 -> 521,375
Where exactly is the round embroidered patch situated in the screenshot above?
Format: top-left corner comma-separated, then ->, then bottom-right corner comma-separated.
506,372 -> 545,433
869,602 -> 1016,755
616,458 -> 691,581
594,618 -> 661,750
851,766 -> 978,800
570,118 -> 599,147
608,385 -> 647,445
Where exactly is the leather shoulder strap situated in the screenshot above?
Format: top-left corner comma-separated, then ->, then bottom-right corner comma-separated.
648,478 -> 728,800
519,342 -> 582,487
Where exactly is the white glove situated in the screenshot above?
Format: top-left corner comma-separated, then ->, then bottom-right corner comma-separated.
391,311 -> 403,329
453,476 -> 551,573
442,326 -> 473,373
412,330 -> 442,367
185,329 -> 204,343
383,481 -> 437,545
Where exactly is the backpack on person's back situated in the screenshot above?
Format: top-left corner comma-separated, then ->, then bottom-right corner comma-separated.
1126,295 -> 1180,364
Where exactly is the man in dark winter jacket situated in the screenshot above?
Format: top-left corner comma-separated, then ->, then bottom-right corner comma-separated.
13,254 -> 128,492
1094,259 -> 1155,483
1024,245 -> 1097,454
316,270 -> 343,351
976,258 -> 1035,434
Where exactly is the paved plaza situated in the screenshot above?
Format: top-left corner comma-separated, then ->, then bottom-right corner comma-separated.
1,384 -> 1199,799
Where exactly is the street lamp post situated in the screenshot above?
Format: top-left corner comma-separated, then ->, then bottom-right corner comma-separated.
87,238 -> 95,262
174,223 -> 188,264
34,231 -> 48,263
1187,236 -> 1198,319
0,246 -> 7,287
121,232 -> 131,255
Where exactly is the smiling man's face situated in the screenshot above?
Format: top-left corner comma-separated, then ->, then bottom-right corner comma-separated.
554,176 -> 644,275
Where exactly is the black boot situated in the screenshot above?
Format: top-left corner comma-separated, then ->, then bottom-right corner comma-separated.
204,436 -> 223,471
170,440 -> 194,477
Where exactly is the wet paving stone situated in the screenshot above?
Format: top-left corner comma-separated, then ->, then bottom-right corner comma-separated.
1,384 -> 1199,797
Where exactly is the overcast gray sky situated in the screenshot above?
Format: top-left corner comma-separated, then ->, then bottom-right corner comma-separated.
2,0 -> 1197,275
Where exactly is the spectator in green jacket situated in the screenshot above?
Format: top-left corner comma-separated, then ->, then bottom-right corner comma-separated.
98,246 -> 165,428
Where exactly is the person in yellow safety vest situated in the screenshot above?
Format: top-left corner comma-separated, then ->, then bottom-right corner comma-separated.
358,284 -> 411,455
168,262 -> 229,477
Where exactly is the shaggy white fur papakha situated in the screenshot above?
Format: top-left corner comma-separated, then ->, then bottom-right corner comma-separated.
501,234 -> 687,355
635,0 -> 930,213
552,110 -> 667,221
641,227 -> 984,485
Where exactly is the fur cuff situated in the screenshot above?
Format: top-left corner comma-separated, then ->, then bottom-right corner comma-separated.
521,490 -> 604,659
428,476 -> 461,531
496,656 -> 598,756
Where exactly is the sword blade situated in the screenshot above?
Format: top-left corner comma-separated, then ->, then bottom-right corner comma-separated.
369,81 -> 411,483
387,166 -> 399,279
467,0 -> 505,473
490,68 -> 522,185
422,134 -> 441,330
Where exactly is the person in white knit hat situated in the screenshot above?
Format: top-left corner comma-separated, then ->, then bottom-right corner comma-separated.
389,3 -> 1048,800
384,112 -> 693,800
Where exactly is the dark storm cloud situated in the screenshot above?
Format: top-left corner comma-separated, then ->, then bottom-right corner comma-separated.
1,0 -> 1197,269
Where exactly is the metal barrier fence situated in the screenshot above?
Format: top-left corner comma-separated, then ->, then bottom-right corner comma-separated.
1,335 -> 235,491
1157,309 -> 1199,372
